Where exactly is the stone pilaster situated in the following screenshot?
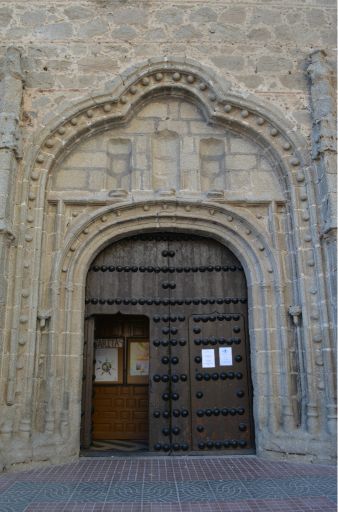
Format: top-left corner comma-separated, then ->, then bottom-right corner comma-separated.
307,49 -> 337,435
0,47 -> 24,352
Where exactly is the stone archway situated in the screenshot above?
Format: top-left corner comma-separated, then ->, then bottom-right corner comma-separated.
83,229 -> 255,454
50,202 -> 291,459
1,58 -> 335,468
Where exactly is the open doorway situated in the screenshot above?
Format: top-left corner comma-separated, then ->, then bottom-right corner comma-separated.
82,232 -> 254,455
81,313 -> 150,455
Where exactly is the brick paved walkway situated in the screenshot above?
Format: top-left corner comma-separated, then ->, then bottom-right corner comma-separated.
0,456 -> 336,511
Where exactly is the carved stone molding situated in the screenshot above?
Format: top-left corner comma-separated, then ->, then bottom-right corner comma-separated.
307,49 -> 336,159
288,305 -> 302,326
37,310 -> 52,329
0,47 -> 23,157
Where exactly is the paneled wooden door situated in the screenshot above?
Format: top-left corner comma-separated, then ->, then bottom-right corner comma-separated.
91,315 -> 149,442
82,233 -> 255,454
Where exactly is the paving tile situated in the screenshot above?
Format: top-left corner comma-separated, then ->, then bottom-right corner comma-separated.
276,476 -> 337,498
0,456 -> 335,512
106,482 -> 143,502
142,482 -> 178,502
208,479 -> 252,500
71,482 -> 109,502
243,478 -> 291,499
177,480 -> 219,502
142,504 -> 181,512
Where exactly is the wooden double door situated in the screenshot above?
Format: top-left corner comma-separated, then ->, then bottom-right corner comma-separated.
82,232 -> 255,453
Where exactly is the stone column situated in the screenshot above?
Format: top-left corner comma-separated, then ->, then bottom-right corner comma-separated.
307,49 -> 337,436
0,47 -> 24,352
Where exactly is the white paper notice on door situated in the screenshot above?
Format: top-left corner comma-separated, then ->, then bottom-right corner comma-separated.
201,349 -> 215,368
219,347 -> 233,366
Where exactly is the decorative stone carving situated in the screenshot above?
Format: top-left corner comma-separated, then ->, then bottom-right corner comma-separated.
206,190 -> 224,199
38,310 -> 52,329
0,47 -> 23,157
307,50 -> 337,352
307,50 -> 336,159
288,305 -> 302,326
50,97 -> 283,201
108,189 -> 128,198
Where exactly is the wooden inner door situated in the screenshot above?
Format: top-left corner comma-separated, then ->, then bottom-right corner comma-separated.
91,314 -> 149,442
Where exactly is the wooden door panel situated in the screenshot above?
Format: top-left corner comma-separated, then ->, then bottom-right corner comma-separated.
189,313 -> 253,450
93,384 -> 148,440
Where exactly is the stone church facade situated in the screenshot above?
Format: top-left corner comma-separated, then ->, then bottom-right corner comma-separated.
0,1 -> 336,470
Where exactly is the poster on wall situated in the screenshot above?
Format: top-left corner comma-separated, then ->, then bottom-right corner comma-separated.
127,340 -> 149,384
95,348 -> 119,382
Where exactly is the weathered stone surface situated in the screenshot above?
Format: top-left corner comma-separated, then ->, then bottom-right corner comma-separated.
34,22 -> 73,40
155,7 -> 183,25
256,55 -> 292,73
111,26 -> 138,40
78,56 -> 118,72
251,7 -> 282,25
112,7 -> 148,26
274,24 -> 296,42
247,28 -> 272,42
209,23 -> 244,42
25,71 -> 56,88
306,9 -> 327,26
239,75 -> 264,89
211,56 -> 245,71
20,10 -> 47,27
190,7 -> 217,23
143,28 -> 167,42
64,6 -> 95,20
219,7 -> 246,25
174,24 -> 202,40
279,72 -> 306,90
0,7 -> 12,27
77,19 -> 109,38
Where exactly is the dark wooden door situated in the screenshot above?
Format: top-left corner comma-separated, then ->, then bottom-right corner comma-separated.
83,233 -> 254,453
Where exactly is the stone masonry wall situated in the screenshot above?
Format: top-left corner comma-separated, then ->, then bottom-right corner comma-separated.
0,0 -> 335,139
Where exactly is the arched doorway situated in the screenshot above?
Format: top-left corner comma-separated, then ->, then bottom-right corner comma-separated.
82,232 -> 255,454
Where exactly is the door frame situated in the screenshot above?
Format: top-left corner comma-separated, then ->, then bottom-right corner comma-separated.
81,316 -> 95,449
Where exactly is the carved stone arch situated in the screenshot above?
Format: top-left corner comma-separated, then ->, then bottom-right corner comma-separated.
24,58 -> 317,281
53,201 -> 285,448
2,58 -> 335,468
26,57 -> 310,184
